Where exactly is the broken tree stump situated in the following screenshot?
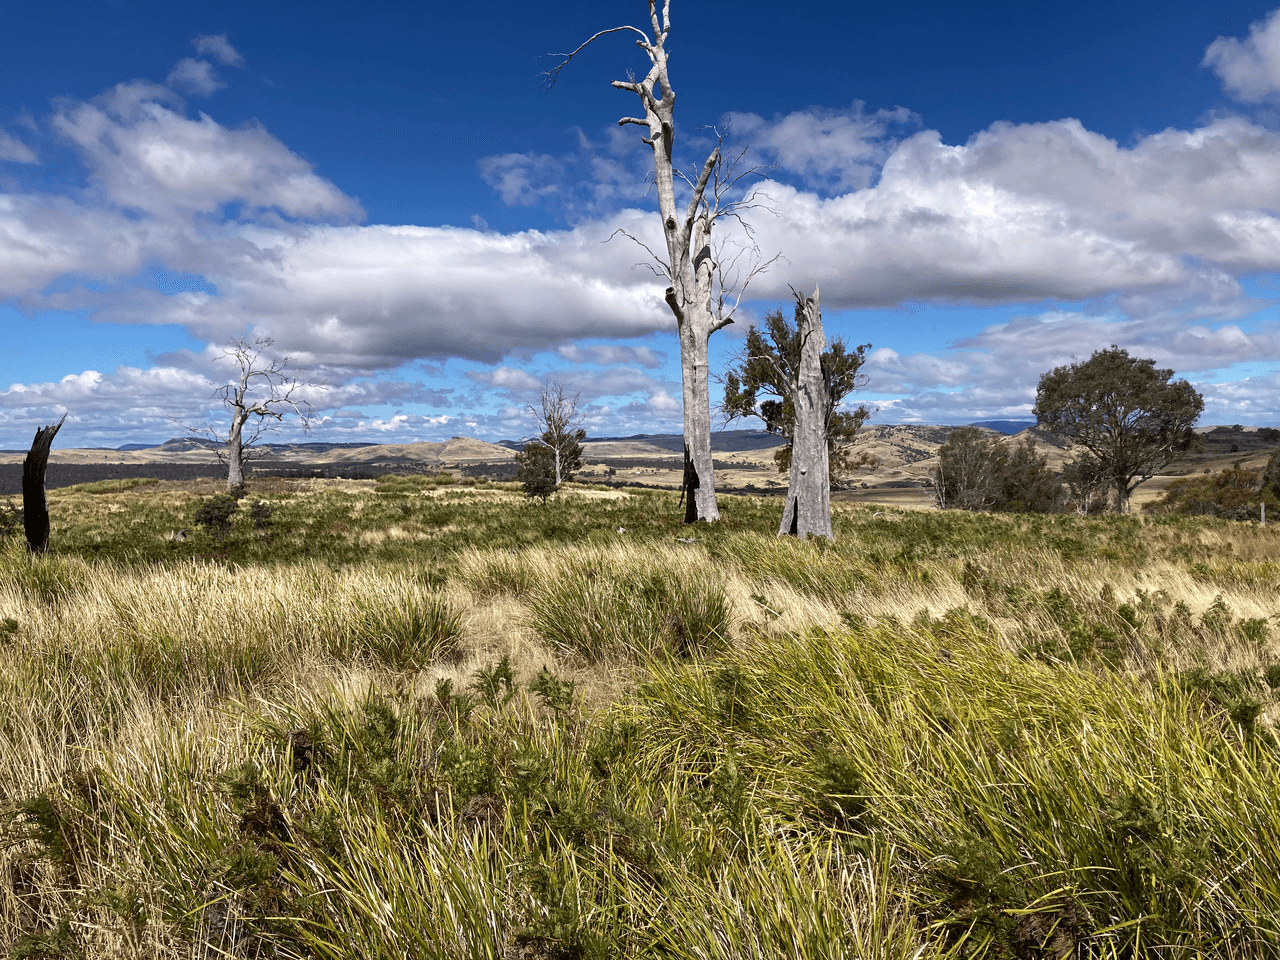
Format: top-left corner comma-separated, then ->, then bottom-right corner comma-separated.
23,414 -> 66,554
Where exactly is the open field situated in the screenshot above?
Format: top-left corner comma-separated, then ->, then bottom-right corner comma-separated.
2,478 -> 1280,957
6,424 -> 1272,508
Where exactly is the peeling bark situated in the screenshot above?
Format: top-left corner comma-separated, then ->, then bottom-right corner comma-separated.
22,414 -> 66,554
778,289 -> 832,539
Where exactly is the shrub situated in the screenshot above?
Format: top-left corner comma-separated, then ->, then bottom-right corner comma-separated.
516,443 -> 560,502
1145,467 -> 1279,520
0,497 -> 20,541
933,428 -> 1063,512
248,500 -> 274,530
194,494 -> 240,539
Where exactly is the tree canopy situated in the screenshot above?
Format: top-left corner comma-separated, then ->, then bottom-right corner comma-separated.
723,304 -> 872,485
1033,346 -> 1203,513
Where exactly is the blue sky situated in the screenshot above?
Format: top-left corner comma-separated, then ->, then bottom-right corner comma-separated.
3,0 -> 1280,449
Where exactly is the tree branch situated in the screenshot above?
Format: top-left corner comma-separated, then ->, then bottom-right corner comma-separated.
544,25 -> 652,87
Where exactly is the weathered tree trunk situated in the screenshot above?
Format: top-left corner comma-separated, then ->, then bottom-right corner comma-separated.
677,293 -> 721,523
226,416 -> 245,490
23,415 -> 66,554
778,289 -> 832,538
1115,481 -> 1131,515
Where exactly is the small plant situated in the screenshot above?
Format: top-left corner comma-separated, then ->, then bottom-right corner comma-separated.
471,655 -> 518,709
248,500 -> 274,530
434,677 -> 475,724
194,493 -> 240,539
530,666 -> 576,718
354,593 -> 461,670
0,497 -> 22,540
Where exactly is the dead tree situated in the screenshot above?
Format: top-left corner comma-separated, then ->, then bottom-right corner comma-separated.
778,289 -> 832,538
549,0 -> 771,523
23,414 -> 66,554
186,337 -> 314,491
524,382 -> 587,488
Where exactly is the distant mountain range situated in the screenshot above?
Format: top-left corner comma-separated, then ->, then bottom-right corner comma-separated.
969,419 -> 1038,435
97,422 -> 1038,454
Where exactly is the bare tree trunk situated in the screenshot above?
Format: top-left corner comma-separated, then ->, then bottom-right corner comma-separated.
226,415 -> 245,491
677,304 -> 720,523
1115,482 -> 1131,515
23,415 -> 66,554
778,289 -> 832,538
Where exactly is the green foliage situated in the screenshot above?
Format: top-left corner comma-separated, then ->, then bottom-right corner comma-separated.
516,441 -> 562,502
248,499 -> 274,530
1264,446 -> 1280,499
0,497 -> 21,541
1034,345 -> 1203,511
723,301 -> 873,484
530,666 -> 577,718
349,591 -> 461,670
471,653 -> 519,709
194,493 -> 239,539
932,427 -> 1064,512
1147,466 -> 1280,520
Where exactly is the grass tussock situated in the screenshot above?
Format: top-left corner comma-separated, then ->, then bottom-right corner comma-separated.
1,481 -> 1280,957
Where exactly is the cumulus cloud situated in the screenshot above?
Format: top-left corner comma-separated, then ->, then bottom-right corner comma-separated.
0,357 -> 457,448
478,126 -> 654,217
51,81 -> 361,223
736,116 -> 1280,314
193,34 -> 245,68
723,102 -> 917,193
1204,7 -> 1280,102
166,58 -> 225,96
0,125 -> 36,163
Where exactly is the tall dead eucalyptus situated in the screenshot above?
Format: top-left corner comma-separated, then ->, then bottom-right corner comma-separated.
548,0 -> 770,523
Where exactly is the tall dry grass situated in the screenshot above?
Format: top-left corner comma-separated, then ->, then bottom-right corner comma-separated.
0,494 -> 1279,957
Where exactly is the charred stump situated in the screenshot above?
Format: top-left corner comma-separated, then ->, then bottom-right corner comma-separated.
22,415 -> 65,554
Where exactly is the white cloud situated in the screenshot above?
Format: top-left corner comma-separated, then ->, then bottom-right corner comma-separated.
555,343 -> 663,367
0,125 -> 36,163
1204,7 -> 1280,102
645,389 -> 680,413
467,366 -> 543,391
723,102 -> 916,193
14,59 -> 1280,441
739,116 -> 1280,313
477,153 -> 562,206
193,34 -> 245,68
166,58 -> 225,96
51,81 -> 361,223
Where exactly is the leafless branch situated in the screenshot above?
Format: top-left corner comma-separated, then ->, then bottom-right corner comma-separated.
543,25 -> 652,88
607,227 -> 673,282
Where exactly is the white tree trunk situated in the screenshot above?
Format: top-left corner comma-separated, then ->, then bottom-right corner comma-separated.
678,314 -> 719,523
778,289 -> 832,538
226,413 -> 245,491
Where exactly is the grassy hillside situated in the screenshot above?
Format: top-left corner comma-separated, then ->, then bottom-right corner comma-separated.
1,478 -> 1279,958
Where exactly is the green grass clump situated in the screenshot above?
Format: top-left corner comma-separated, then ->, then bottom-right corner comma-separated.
512,545 -> 731,661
